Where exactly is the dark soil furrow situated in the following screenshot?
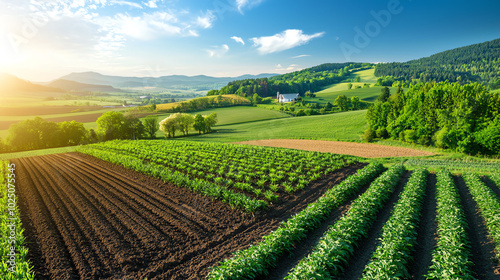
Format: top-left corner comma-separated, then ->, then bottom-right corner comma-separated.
55,153 -> 215,237
411,172 -> 438,280
49,153 -> 185,246
455,175 -> 500,279
28,156 -> 121,278
340,170 -> 411,280
51,154 -> 184,244
36,155 -> 142,266
482,175 -> 500,199
21,157 -> 96,279
14,158 -> 78,280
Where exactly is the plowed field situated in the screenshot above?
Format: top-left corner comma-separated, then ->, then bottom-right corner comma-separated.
233,139 -> 435,158
13,153 -> 362,279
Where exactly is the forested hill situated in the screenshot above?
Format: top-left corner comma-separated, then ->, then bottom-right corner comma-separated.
375,38 -> 500,89
208,62 -> 372,98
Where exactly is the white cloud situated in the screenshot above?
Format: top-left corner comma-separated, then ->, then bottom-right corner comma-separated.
144,0 -> 158,8
275,64 -> 300,72
236,0 -> 264,13
196,11 -> 216,29
251,29 -> 325,55
292,54 -> 310,59
231,36 -> 245,45
207,44 -> 229,57
111,0 -> 143,9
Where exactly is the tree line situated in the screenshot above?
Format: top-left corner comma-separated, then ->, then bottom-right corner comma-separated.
374,38 -> 500,89
159,112 -> 217,138
365,81 -> 500,155
161,94 -> 251,113
207,63 -> 372,98
0,112 -> 162,153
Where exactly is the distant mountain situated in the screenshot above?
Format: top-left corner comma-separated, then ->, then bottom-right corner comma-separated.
0,73 -> 64,94
58,72 -> 278,90
48,79 -> 122,92
375,38 -> 500,88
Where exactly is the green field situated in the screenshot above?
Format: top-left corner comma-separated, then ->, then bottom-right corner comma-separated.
181,110 -> 367,143
153,106 -> 290,137
308,86 -> 390,104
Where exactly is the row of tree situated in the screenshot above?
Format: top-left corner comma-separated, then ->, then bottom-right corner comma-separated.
159,112 -> 217,138
365,81 -> 500,155
207,63 -> 372,98
0,112 -> 162,153
374,38 -> 500,89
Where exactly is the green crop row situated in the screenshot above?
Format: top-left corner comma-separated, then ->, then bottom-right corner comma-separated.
405,158 -> 500,173
426,170 -> 474,279
88,140 -> 357,196
285,164 -> 405,279
77,146 -> 267,212
206,162 -> 385,280
489,173 -> 500,191
0,161 -> 35,279
463,173 -> 500,259
362,168 -> 429,279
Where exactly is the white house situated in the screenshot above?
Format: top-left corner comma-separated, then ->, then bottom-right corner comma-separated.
277,92 -> 299,103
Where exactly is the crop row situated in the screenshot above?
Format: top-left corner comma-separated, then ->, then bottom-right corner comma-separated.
463,173 -> 500,259
77,146 -> 267,212
83,140 -> 357,198
361,168 -> 429,279
0,161 -> 35,279
405,158 -> 500,173
207,162 -> 385,279
426,170 -> 474,279
286,164 -> 405,279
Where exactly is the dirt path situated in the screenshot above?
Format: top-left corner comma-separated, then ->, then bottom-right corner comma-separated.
13,153 -> 362,280
233,139 -> 435,158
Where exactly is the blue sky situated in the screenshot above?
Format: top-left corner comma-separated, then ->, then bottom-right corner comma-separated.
1,0 -> 499,81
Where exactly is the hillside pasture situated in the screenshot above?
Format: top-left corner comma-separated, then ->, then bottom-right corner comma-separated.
186,110 -> 367,143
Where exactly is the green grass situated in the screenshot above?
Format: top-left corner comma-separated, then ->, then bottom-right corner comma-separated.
180,110 -> 367,143
310,86 -> 390,104
153,106 -> 290,137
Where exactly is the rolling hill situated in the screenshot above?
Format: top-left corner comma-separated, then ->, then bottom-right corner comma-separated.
375,38 -> 500,88
48,79 -> 122,92
58,72 -> 278,90
0,74 -> 64,94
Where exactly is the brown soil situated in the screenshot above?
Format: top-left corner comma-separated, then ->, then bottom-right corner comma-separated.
13,153 -> 363,280
233,139 -> 435,158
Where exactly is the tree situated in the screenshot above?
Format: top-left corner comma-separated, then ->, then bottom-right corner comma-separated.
125,114 -> 145,140
325,102 -> 334,111
193,114 -> 206,134
204,112 -> 218,132
378,86 -> 391,102
0,138 -> 8,153
7,117 -> 61,151
252,93 -> 262,105
58,121 -> 87,146
351,96 -> 360,110
334,95 -> 349,111
97,111 -> 128,140
178,114 -> 195,135
143,115 -> 159,139
160,114 -> 179,138
347,83 -> 353,90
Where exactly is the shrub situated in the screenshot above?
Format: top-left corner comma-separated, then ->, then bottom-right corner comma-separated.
363,127 -> 376,142
403,129 -> 417,143
375,127 -> 388,139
